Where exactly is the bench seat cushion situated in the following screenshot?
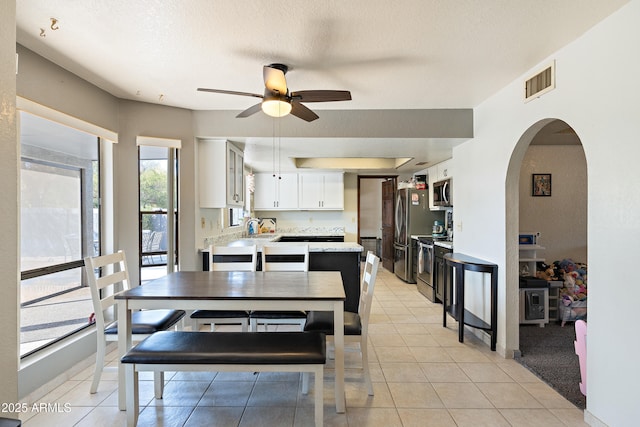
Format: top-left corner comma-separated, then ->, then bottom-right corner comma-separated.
304,310 -> 362,335
190,310 -> 249,319
104,309 -> 186,335
121,331 -> 326,365
249,310 -> 307,319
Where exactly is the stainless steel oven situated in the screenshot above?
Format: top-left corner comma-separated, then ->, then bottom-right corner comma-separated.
416,237 -> 435,301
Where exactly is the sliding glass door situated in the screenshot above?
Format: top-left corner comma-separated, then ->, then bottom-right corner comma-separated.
19,111 -> 100,357
139,144 -> 178,283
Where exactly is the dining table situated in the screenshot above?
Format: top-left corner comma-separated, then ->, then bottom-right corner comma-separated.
115,270 -> 346,413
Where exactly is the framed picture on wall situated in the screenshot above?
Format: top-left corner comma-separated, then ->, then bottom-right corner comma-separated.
532,173 -> 552,196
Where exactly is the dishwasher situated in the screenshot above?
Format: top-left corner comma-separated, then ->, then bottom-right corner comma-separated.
416,237 -> 435,302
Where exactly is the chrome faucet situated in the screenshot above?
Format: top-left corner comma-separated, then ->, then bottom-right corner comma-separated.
244,218 -> 259,237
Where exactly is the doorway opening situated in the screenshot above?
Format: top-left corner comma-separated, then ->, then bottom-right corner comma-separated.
138,144 -> 179,283
357,175 -> 396,271
507,118 -> 587,408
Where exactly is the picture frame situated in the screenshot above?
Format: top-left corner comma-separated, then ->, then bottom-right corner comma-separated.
532,173 -> 551,196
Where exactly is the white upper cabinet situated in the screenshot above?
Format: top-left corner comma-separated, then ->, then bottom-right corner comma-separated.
435,159 -> 453,181
253,173 -> 298,210
298,172 -> 344,210
199,139 -> 244,208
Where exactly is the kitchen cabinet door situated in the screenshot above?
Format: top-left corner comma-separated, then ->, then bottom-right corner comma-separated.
254,173 -> 298,210
199,139 -> 244,208
322,173 -> 344,209
226,144 -> 244,206
277,173 -> 299,209
298,173 -> 344,210
437,159 -> 453,180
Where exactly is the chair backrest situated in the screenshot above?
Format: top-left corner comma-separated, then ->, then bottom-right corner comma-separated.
358,251 -> 380,334
210,245 -> 257,272
149,231 -> 163,251
84,250 -> 131,333
261,245 -> 309,272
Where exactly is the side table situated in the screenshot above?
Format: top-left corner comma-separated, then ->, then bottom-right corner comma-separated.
443,253 -> 498,351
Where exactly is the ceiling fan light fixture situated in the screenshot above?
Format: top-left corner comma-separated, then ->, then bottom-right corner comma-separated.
261,98 -> 292,118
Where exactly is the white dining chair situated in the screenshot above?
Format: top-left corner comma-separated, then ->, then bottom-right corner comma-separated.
190,245 -> 256,332
84,250 -> 185,394
304,251 -> 380,395
250,244 -> 309,332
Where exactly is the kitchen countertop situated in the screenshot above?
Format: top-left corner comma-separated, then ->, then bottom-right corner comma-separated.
207,234 -> 361,252
410,234 -> 454,249
435,240 -> 454,250
411,234 -> 432,240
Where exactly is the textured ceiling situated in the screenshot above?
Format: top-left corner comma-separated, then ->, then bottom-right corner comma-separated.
15,0 -> 627,172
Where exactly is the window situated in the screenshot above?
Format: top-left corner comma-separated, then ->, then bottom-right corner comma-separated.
19,111 -> 100,357
229,208 -> 243,227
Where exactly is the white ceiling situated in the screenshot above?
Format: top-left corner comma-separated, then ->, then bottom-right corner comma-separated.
15,0 -> 627,173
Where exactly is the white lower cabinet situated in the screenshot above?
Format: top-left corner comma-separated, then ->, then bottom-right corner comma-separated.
253,173 -> 298,210
298,173 -> 344,210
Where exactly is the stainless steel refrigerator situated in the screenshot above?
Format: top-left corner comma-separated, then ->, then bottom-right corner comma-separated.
394,188 -> 443,282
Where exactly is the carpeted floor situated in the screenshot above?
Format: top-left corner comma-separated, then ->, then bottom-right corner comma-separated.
517,321 -> 586,409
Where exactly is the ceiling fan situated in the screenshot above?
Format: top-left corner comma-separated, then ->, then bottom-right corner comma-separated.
197,63 -> 351,122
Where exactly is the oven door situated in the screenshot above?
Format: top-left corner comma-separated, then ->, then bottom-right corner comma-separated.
417,241 -> 435,300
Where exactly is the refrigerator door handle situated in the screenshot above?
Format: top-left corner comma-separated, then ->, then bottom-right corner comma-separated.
394,196 -> 403,238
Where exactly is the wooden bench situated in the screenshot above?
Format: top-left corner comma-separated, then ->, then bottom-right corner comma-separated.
121,331 -> 326,427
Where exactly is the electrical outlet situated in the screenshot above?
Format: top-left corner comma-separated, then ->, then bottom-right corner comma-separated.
456,221 -> 463,231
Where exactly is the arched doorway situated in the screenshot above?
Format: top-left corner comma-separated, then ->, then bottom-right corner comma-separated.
506,118 -> 587,407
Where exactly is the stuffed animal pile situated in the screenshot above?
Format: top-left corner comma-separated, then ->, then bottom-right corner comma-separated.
555,258 -> 587,301
553,258 -> 587,325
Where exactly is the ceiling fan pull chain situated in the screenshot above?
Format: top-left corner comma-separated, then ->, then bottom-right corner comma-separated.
278,115 -> 282,179
272,117 -> 276,178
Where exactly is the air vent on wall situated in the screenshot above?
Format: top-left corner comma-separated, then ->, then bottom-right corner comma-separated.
524,61 -> 555,102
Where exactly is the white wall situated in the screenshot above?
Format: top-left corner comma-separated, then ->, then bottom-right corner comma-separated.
453,1 -> 640,424
519,145 -> 587,263
359,178 -> 383,238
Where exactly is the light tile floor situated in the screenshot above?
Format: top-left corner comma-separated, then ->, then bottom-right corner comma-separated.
18,266 -> 587,426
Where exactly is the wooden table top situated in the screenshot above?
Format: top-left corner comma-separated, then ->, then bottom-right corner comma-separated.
115,271 -> 346,301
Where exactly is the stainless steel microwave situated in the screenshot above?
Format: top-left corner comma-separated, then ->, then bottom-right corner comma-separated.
433,179 -> 452,207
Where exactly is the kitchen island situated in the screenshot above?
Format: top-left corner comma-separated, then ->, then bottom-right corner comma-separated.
202,237 -> 363,312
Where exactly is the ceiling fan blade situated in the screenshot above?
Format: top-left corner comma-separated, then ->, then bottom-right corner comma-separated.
290,90 -> 352,103
236,102 -> 263,118
197,88 -> 263,99
290,101 -> 319,122
263,65 -> 288,95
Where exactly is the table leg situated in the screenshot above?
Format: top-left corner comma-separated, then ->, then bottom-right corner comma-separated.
117,300 -> 132,411
333,300 -> 345,413
456,265 -> 465,344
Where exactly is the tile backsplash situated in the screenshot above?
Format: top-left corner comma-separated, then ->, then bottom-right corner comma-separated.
203,226 -> 345,248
